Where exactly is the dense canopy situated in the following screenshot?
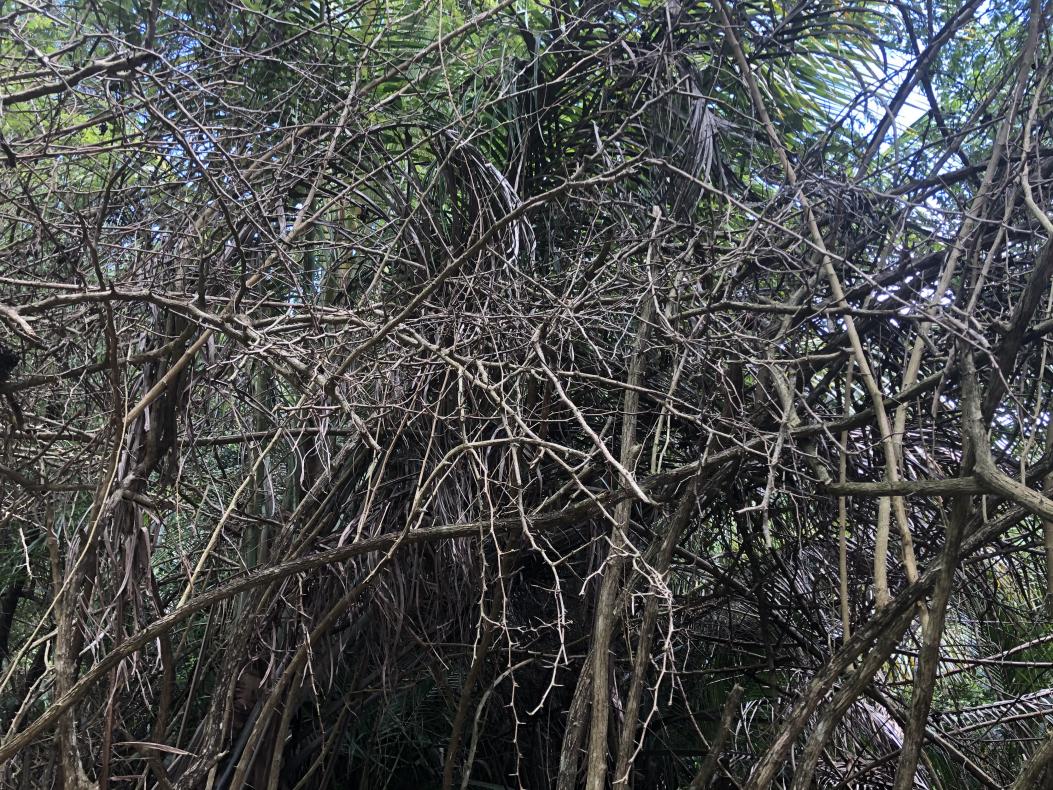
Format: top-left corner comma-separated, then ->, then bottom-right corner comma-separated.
2,0 -> 1053,787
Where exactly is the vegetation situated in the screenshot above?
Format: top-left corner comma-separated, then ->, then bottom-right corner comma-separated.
2,0 -> 1053,787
